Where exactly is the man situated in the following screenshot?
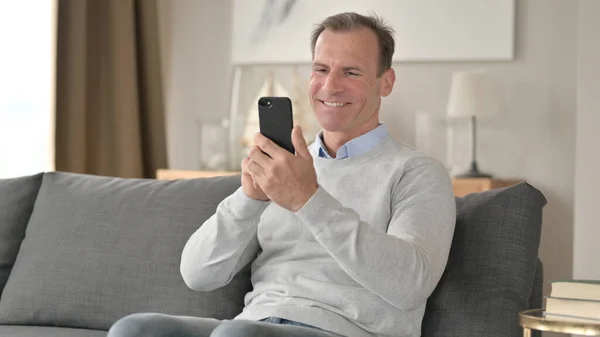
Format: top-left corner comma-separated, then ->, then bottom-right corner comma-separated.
108,12 -> 456,337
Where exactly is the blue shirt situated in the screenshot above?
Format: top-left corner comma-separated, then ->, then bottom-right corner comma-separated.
311,124 -> 389,159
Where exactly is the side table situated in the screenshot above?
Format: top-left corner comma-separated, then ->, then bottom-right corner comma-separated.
519,309 -> 600,336
452,177 -> 522,197
156,169 -> 239,180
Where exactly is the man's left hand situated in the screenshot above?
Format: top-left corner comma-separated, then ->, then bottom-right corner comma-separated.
247,126 -> 318,212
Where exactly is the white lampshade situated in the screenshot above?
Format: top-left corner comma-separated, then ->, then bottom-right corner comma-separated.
446,69 -> 500,118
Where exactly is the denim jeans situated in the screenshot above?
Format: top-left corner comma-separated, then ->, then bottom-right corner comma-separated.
260,316 -> 324,330
107,312 -> 345,337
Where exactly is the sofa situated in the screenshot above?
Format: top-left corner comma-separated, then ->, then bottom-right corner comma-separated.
0,171 -> 546,337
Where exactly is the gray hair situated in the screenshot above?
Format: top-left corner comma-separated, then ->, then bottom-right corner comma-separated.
310,12 -> 395,76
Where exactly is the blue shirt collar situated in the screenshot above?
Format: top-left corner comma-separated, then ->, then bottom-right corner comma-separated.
312,124 -> 388,159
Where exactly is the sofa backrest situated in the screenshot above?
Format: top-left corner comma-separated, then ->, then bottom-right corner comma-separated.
0,172 -> 546,336
0,173 -> 43,295
0,172 -> 250,331
422,182 -> 546,337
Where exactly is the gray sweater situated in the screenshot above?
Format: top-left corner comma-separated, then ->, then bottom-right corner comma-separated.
181,134 -> 456,337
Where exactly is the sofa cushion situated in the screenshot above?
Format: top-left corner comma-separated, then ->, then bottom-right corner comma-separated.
0,325 -> 106,337
0,172 -> 250,331
421,182 -> 546,337
0,173 -> 43,295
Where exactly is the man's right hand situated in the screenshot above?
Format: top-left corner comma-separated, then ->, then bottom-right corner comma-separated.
241,156 -> 269,201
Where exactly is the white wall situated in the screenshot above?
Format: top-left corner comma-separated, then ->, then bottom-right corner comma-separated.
158,0 -> 232,170
574,0 -> 600,280
158,0 -> 578,304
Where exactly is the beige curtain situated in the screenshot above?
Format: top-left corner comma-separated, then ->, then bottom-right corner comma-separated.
55,0 -> 167,178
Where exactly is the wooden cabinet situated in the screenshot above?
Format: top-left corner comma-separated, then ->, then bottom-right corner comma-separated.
452,178 -> 522,197
156,170 -> 521,198
156,169 -> 239,180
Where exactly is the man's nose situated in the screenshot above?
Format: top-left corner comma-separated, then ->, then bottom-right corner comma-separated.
323,73 -> 344,94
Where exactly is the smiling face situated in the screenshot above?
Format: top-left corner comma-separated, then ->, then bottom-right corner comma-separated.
309,27 -> 395,145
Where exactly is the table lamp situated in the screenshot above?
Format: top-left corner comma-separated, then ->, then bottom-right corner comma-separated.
446,69 -> 500,178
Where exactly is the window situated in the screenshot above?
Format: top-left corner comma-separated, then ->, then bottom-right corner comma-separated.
0,1 -> 56,178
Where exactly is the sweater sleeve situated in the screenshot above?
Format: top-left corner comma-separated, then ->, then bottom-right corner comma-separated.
294,156 -> 456,311
180,187 -> 269,292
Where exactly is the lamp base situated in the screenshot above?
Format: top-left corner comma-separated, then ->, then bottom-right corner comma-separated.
455,161 -> 492,178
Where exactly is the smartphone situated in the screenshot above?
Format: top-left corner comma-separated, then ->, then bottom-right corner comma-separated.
258,96 -> 295,154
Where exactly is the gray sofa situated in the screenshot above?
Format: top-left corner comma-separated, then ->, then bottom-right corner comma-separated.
0,171 -> 546,337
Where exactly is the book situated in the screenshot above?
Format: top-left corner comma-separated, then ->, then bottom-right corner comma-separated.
545,297 -> 600,323
545,312 -> 600,324
549,280 -> 600,301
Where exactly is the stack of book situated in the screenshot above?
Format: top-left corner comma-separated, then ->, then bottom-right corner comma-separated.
545,280 -> 600,323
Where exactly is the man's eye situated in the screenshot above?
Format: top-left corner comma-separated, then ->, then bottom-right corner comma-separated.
346,71 -> 359,76
315,68 -> 326,73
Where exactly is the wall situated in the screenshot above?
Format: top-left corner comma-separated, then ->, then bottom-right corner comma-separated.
574,0 -> 600,280
158,0 -> 578,305
157,0 -> 232,170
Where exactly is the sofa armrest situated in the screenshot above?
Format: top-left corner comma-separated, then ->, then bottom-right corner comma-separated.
528,258 -> 543,310
527,258 -> 543,337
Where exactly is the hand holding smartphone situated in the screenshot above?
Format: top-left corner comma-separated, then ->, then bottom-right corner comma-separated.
248,96 -> 318,210
257,96 -> 294,154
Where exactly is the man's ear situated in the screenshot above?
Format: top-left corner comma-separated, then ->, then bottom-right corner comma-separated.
380,68 -> 396,97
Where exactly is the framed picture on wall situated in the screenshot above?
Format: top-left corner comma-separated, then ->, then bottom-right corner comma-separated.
231,0 -> 515,64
